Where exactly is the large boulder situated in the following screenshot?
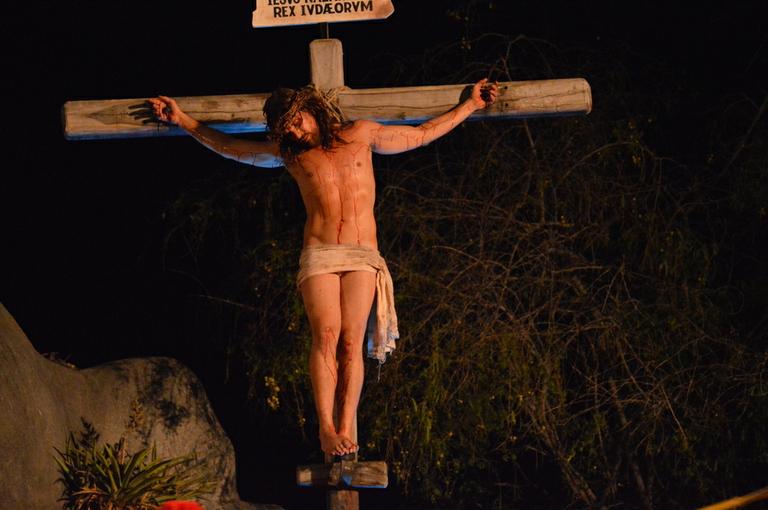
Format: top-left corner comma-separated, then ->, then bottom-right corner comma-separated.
0,303 -> 281,510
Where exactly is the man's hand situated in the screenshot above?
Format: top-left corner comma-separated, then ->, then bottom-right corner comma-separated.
148,96 -> 187,127
470,78 -> 499,110
145,94 -> 280,167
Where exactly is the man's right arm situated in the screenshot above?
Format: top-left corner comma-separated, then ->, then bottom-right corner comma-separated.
149,96 -> 283,168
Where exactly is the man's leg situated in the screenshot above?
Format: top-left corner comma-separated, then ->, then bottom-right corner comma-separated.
336,270 -> 377,454
301,273 -> 344,455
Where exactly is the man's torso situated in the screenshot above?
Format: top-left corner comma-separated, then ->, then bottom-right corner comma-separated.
286,121 -> 378,249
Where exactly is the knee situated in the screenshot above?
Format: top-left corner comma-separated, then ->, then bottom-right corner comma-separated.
312,326 -> 340,352
338,327 -> 365,358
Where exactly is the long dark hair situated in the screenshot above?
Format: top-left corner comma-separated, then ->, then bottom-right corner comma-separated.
263,85 -> 350,162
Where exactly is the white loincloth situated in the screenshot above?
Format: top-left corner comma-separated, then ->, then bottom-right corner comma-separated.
296,244 -> 398,364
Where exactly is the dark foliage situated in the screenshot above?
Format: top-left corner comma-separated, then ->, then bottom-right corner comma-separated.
161,32 -> 768,509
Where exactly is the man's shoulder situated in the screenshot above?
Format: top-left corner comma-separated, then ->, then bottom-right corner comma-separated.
350,119 -> 380,128
342,119 -> 380,134
339,120 -> 380,143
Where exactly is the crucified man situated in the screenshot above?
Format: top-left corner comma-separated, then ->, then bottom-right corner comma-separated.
149,78 -> 499,456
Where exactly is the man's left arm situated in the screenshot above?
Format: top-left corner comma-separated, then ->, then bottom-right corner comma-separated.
368,78 -> 498,155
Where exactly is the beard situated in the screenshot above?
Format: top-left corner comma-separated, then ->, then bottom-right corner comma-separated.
284,132 -> 320,155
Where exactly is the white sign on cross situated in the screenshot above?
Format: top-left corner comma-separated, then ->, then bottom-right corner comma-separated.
252,0 -> 395,28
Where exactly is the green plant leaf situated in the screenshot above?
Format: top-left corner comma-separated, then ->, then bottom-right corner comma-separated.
56,419 -> 215,508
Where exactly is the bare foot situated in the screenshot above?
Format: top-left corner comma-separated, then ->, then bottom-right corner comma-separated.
337,433 -> 359,455
320,428 -> 344,456
319,428 -> 359,456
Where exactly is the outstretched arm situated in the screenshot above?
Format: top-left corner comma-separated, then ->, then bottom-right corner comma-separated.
368,78 -> 498,155
149,96 -> 283,168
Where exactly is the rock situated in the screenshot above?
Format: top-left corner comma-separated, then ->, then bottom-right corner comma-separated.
0,303 -> 282,510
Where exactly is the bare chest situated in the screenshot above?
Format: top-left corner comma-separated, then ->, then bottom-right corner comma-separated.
288,141 -> 375,191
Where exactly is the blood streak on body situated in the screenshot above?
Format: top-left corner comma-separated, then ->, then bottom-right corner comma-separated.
350,145 -> 369,245
322,326 -> 338,383
325,151 -> 345,244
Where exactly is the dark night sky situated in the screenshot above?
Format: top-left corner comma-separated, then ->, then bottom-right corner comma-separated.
2,0 -> 766,506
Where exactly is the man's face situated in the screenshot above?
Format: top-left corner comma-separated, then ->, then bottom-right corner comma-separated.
285,110 -> 321,149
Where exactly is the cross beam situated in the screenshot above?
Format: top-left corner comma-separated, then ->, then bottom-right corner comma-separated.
62,39 -> 591,141
62,79 -> 591,140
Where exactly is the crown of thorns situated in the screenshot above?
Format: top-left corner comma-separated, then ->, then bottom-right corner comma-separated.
272,85 -> 346,140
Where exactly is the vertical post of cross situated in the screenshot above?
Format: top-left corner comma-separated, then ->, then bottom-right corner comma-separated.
310,38 -> 345,91
325,413 -> 359,509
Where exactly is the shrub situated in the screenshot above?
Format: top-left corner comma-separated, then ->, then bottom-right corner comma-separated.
55,420 -> 215,510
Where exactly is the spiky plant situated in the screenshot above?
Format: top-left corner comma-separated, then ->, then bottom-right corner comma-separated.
54,420 -> 216,510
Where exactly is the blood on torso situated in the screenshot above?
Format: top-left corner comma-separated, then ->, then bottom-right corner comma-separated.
286,121 -> 377,249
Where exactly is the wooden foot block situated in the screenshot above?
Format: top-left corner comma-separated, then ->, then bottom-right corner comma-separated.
296,460 -> 388,489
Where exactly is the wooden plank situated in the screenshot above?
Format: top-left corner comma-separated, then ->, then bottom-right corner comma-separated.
62,93 -> 269,140
310,39 -> 345,90
252,0 -> 394,28
62,79 -> 592,140
340,78 -> 593,123
328,488 -> 357,510
297,460 -> 388,488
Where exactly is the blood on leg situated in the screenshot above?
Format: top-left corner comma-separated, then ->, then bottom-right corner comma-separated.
301,273 -> 345,454
335,270 -> 377,453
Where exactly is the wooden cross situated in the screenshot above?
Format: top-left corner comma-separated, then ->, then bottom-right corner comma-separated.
62,27 -> 592,510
